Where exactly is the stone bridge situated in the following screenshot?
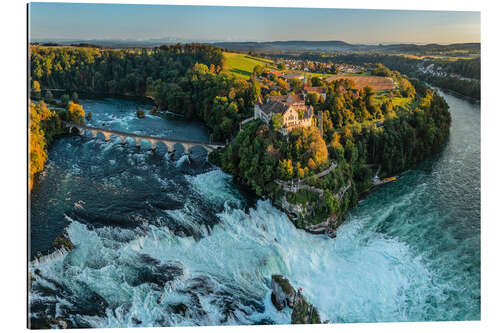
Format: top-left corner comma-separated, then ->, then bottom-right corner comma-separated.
65,122 -> 225,154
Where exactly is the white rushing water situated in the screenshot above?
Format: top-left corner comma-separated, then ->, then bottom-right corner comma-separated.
29,92 -> 480,328
30,168 -> 443,327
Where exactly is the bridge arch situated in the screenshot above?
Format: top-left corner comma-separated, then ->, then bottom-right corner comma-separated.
154,141 -> 170,154
68,126 -> 84,136
105,133 -> 124,143
94,131 -> 107,141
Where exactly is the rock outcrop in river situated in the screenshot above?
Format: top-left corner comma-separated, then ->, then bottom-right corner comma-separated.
270,274 -> 321,324
51,232 -> 74,251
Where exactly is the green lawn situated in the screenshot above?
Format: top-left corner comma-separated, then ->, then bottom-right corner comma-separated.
392,97 -> 411,109
374,95 -> 411,109
223,52 -> 276,79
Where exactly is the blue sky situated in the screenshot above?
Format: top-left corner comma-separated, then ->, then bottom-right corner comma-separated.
29,3 -> 480,44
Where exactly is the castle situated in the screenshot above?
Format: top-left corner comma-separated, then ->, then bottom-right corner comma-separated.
254,94 -> 314,133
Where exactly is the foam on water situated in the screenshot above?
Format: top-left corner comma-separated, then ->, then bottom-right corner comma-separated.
186,169 -> 242,206
30,169 -> 451,327
30,93 -> 479,327
175,155 -> 189,168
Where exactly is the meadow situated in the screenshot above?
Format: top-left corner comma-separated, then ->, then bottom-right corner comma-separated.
223,52 -> 276,79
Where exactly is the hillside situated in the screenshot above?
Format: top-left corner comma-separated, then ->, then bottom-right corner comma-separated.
223,52 -> 276,79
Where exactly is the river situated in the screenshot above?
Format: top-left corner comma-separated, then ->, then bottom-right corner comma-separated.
28,91 -> 480,328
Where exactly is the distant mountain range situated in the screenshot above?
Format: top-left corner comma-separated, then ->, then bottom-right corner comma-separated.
30,38 -> 480,54
212,40 -> 480,54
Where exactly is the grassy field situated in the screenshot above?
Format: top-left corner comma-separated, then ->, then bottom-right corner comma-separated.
223,52 -> 276,79
374,95 -> 411,110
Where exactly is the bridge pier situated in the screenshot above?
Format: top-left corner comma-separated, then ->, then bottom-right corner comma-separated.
148,139 -> 157,152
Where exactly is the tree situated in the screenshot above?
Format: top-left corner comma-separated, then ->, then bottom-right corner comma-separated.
372,63 -> 391,77
275,78 -> 289,93
60,94 -> 70,107
271,113 -> 284,130
32,80 -> 41,99
278,159 -> 294,180
253,65 -> 265,77
44,90 -> 53,101
278,62 -> 286,70
72,92 -> 79,103
66,102 -> 85,125
306,93 -> 319,108
311,77 -> 323,87
322,190 -> 340,215
344,139 -> 358,163
289,78 -> 304,94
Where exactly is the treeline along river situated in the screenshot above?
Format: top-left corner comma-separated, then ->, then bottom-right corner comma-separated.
29,90 -> 480,328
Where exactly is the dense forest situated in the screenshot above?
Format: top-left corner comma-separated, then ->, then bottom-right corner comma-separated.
28,99 -> 85,191
30,44 -> 260,141
211,77 -> 451,229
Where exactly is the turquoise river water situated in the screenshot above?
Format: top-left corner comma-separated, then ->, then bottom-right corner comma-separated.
28,90 -> 480,327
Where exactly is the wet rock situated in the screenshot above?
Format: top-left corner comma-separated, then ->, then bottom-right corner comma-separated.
271,275 -> 296,310
271,291 -> 285,311
132,317 -> 142,325
48,317 -> 69,329
171,303 -> 188,316
306,214 -> 338,237
270,275 -> 322,324
52,233 -> 74,251
291,295 -> 321,324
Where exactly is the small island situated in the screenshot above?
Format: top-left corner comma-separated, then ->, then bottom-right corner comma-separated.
210,68 -> 451,234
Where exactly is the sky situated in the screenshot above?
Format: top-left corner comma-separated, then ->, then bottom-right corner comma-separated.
29,2 -> 480,44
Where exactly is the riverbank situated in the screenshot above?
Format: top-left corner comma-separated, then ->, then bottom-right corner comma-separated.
29,90 -> 479,326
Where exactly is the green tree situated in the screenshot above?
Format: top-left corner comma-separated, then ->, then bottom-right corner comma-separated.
271,113 -> 284,130
253,65 -> 265,77
44,90 -> 53,101
311,77 -> 323,87
278,159 -> 294,180
60,94 -> 70,107
289,78 -> 304,94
